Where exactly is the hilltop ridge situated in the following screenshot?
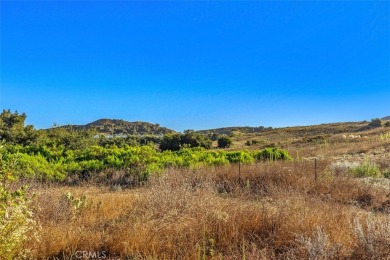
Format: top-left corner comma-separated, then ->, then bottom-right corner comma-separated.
68,119 -> 176,136
50,116 -> 390,137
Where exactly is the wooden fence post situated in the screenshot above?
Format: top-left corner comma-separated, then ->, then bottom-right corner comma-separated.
238,161 -> 241,181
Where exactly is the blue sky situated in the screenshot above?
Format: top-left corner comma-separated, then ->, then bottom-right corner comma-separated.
1,1 -> 389,131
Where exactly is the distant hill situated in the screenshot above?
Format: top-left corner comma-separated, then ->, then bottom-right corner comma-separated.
382,116 -> 390,121
197,121 -> 369,137
196,126 -> 271,135
198,121 -> 374,150
68,119 -> 176,136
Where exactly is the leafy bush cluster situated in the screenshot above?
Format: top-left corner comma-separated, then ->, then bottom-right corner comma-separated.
351,160 -> 383,178
217,136 -> 232,148
3,145 -> 291,182
0,150 -> 38,258
160,130 -> 213,151
368,118 -> 383,128
0,109 -> 292,183
245,139 -> 265,146
0,109 -> 37,146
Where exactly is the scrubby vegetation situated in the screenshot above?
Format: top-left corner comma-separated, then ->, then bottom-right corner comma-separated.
217,136 -> 232,148
351,159 -> 382,178
0,150 -> 39,259
368,118 -> 383,128
160,130 -> 213,151
1,109 -> 390,259
0,110 -> 291,184
26,163 -> 390,259
5,145 -> 292,183
59,118 -> 176,136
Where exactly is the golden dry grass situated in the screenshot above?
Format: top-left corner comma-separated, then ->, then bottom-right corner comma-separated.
14,125 -> 390,259
25,161 -> 390,259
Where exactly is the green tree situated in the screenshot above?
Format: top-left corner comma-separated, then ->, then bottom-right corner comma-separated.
253,147 -> 292,161
0,109 -> 37,145
368,118 -> 383,128
180,131 -> 212,149
208,133 -> 221,141
45,126 -> 98,150
160,134 -> 181,151
217,136 -> 232,148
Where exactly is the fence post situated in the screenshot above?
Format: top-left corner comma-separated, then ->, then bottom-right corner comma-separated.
238,161 -> 241,180
314,158 -> 318,182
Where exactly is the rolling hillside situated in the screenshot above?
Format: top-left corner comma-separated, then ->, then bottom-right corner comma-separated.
62,119 -> 176,136
197,121 -> 367,137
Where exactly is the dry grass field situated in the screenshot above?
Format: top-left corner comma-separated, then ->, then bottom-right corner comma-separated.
16,125 -> 390,259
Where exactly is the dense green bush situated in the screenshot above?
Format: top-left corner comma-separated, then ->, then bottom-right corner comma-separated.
368,118 -> 383,128
217,136 -> 232,148
0,149 -> 39,258
0,109 -> 38,146
16,153 -> 66,181
383,168 -> 390,178
245,139 -> 264,146
351,160 -> 382,178
180,130 -> 212,149
225,151 -> 253,163
208,133 -> 221,141
1,143 -> 292,182
160,131 -> 212,151
0,186 -> 37,258
0,109 -> 292,184
160,134 -> 182,151
97,134 -> 161,148
253,147 -> 292,161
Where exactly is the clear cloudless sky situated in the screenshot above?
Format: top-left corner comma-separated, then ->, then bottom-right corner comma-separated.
1,1 -> 389,131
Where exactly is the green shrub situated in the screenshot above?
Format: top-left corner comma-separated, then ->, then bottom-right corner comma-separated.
245,139 -> 263,146
368,118 -> 383,128
253,147 -> 292,161
225,151 -> 253,163
217,136 -> 232,148
382,168 -> 390,178
251,139 -> 261,145
1,143 -> 293,182
229,130 -> 241,137
180,131 -> 212,150
16,153 -> 66,181
0,150 -> 39,258
160,134 -> 181,151
351,160 -> 382,178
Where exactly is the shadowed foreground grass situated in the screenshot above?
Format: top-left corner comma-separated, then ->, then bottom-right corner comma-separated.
28,162 -> 390,259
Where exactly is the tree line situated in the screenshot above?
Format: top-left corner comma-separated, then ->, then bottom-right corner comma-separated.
0,109 -> 233,150
0,109 -> 291,183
